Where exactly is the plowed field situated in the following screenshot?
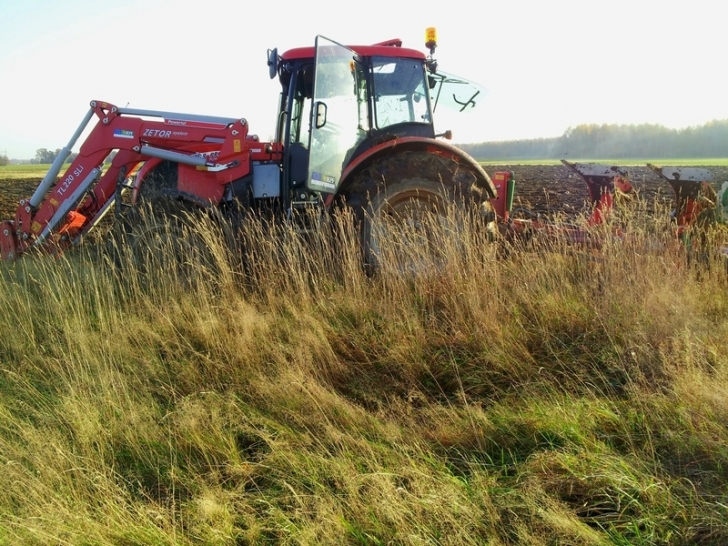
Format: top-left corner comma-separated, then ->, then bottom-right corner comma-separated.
0,177 -> 42,220
2,164 -> 727,224
488,164 -> 728,217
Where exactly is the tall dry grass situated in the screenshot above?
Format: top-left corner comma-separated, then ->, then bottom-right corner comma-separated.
0,198 -> 727,545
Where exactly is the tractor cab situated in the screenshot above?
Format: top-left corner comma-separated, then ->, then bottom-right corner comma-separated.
269,32 -> 487,210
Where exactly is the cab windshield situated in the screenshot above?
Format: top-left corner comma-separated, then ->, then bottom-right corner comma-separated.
370,56 -> 431,129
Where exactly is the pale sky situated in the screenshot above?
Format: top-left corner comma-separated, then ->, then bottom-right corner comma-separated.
1,0 -> 726,159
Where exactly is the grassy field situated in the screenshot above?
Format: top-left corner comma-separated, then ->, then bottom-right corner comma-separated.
0,163 -> 72,179
0,205 -> 727,545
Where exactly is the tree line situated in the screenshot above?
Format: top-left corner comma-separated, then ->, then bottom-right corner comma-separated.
459,119 -> 728,160
31,148 -> 79,165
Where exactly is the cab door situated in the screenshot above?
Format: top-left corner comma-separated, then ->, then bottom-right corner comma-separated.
307,36 -> 363,194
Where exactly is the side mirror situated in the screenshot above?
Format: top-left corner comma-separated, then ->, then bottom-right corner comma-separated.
267,48 -> 278,79
314,101 -> 328,129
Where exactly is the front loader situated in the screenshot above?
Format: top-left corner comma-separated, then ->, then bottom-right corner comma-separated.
0,101 -> 267,260
1,29 -> 496,265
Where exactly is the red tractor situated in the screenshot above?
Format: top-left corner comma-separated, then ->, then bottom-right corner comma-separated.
0,30 -> 496,263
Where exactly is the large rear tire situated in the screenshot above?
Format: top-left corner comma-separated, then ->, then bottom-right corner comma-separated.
341,151 -> 493,272
366,178 -> 450,272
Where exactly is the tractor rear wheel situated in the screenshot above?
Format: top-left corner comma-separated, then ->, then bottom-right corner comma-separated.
365,178 -> 450,271
341,151 -> 493,272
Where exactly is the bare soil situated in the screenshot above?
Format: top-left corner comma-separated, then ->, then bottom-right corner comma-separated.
488,164 -> 728,218
2,164 -> 727,224
0,177 -> 42,221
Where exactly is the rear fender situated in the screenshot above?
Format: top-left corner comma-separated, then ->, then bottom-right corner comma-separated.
334,136 -> 496,203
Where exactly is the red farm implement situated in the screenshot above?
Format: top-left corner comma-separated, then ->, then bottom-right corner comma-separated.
491,160 -> 633,249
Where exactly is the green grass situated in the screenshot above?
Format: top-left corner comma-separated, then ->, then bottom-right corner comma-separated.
0,205 -> 727,544
0,163 -> 60,179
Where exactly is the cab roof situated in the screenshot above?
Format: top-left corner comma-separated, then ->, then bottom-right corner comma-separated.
280,38 -> 427,62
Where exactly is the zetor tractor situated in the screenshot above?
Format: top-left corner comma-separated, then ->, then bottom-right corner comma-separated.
0,30 -> 496,263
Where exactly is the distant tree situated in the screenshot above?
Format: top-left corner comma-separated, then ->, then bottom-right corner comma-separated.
35,148 -> 57,164
0,154 -> 8,167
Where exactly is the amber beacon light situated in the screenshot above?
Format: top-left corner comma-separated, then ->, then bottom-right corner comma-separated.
425,27 -> 437,55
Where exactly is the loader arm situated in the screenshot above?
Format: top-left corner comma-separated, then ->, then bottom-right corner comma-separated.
1,100 -> 261,260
